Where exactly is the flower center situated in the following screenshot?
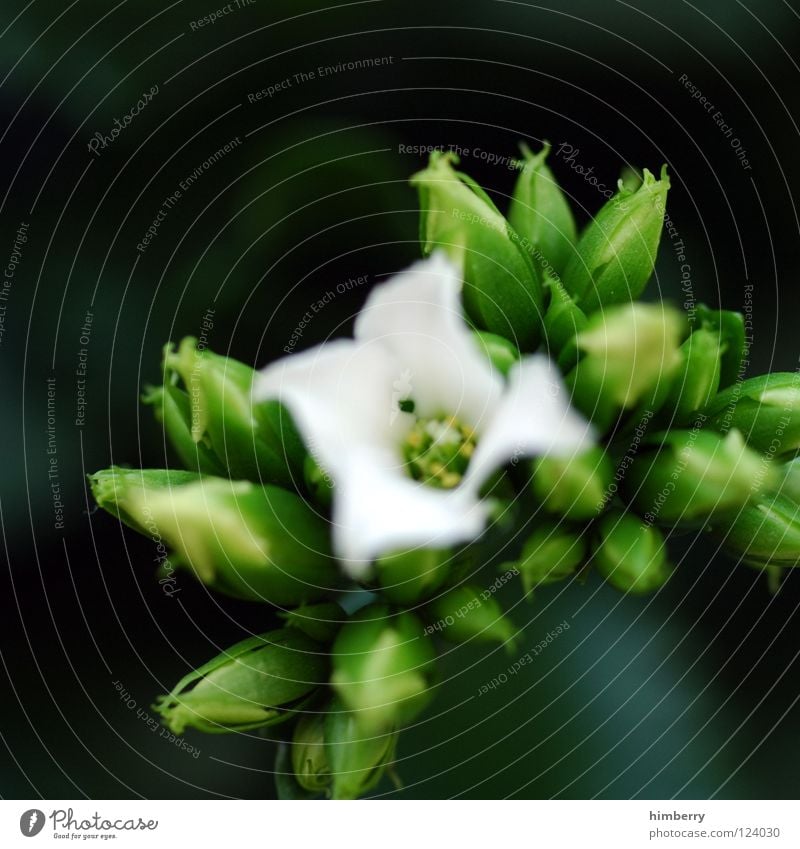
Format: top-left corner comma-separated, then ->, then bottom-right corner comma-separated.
402,415 -> 476,489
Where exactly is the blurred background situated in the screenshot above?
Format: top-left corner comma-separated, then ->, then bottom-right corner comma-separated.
1,0 -> 799,799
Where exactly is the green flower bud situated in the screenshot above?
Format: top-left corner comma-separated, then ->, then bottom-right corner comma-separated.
286,697 -> 401,800
438,545 -> 481,589
374,548 -> 451,604
512,522 -> 586,594
142,384 -> 227,475
710,493 -> 800,567
154,629 -> 327,734
274,741 -> 318,799
89,468 -> 339,605
776,458 -> 800,503
163,337 -> 305,485
530,446 -> 613,520
618,166 -> 643,193
411,152 -> 544,349
593,512 -> 671,594
331,604 -> 435,732
325,697 -> 399,800
663,327 -> 722,425
280,603 -> 345,644
472,330 -> 520,377
566,303 -> 682,432
624,429 -> 774,526
508,142 -> 577,276
303,453 -> 334,508
543,276 -> 588,356
704,373 -> 800,459
88,467 -> 199,534
291,712 -> 331,794
425,584 -> 517,647
621,374 -> 676,437
563,167 -> 670,312
695,305 -> 746,389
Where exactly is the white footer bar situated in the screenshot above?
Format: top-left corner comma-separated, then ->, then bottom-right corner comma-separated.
2,799 -> 795,848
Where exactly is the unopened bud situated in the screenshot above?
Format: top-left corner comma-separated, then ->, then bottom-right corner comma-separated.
472,330 -> 520,377
291,712 -> 331,794
543,277 -> 588,356
777,458 -> 800,503
508,142 -> 577,276
695,304 -> 746,389
563,166 -> 670,312
374,548 -> 451,604
142,384 -> 226,475
664,327 -> 722,425
280,603 -> 345,644
566,303 -> 682,431
618,166 -> 643,193
426,584 -> 516,648
513,522 -> 586,594
592,512 -> 671,594
710,492 -> 800,567
89,468 -> 339,605
331,604 -> 435,733
154,629 -> 327,734
87,466 -> 198,534
303,453 -> 334,507
624,429 -> 774,525
325,697 -> 399,800
531,446 -> 613,520
704,372 -> 800,459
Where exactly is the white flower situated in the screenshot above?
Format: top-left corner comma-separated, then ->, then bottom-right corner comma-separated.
256,253 -> 593,577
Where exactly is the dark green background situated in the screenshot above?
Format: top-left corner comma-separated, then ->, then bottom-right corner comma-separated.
1,0 -> 799,799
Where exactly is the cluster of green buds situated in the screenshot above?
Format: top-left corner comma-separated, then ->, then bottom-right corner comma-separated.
89,143 -> 800,800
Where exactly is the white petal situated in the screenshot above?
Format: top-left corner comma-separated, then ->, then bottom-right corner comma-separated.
463,354 -> 594,489
254,339 -> 412,482
355,252 -> 502,430
332,447 -> 490,577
